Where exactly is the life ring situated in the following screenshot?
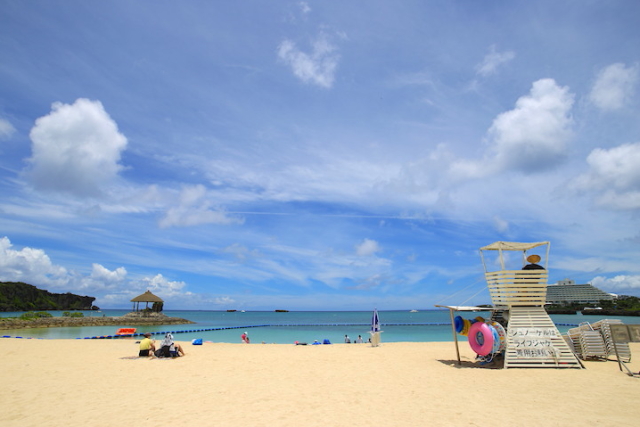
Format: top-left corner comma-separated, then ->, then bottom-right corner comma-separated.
454,316 -> 464,333
489,321 -> 506,353
468,322 -> 495,356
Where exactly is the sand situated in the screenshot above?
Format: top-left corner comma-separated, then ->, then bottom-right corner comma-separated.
2,339 -> 639,427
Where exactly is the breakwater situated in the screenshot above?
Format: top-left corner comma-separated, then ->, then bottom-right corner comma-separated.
0,313 -> 195,330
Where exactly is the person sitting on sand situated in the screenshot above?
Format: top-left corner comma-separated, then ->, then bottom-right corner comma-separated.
241,331 -> 250,344
344,334 -> 351,343
523,254 -> 545,270
139,332 -> 156,358
159,333 -> 185,357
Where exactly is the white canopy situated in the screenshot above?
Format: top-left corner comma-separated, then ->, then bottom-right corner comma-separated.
480,241 -> 549,251
479,241 -> 551,272
434,305 -> 495,311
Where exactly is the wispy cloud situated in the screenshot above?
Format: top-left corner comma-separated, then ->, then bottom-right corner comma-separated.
475,45 -> 515,77
158,185 -> 245,228
278,33 -> 340,88
0,117 -> 16,140
589,62 -> 639,110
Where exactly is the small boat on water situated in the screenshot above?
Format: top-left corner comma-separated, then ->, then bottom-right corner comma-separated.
410,310 -> 418,313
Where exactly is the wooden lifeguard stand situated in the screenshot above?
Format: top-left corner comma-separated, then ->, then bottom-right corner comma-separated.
480,241 -> 583,369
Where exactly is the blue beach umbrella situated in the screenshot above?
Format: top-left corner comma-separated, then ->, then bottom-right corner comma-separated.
369,308 -> 382,346
371,309 -> 380,333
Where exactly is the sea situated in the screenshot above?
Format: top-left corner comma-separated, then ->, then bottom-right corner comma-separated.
2,309 -> 639,344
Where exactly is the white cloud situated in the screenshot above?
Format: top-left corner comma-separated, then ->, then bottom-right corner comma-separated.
589,63 -> 639,110
213,296 -> 236,306
158,185 -> 245,228
25,98 -> 127,197
476,45 -> 515,77
0,236 -> 69,289
449,79 -> 574,179
278,34 -> 339,88
81,263 -> 127,291
0,236 -> 192,307
356,238 -> 381,256
488,78 -> 574,173
591,275 -> 640,292
572,142 -> 640,210
0,117 -> 16,139
138,273 -> 187,295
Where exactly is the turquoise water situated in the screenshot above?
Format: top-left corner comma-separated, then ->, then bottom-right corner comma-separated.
2,310 -> 638,344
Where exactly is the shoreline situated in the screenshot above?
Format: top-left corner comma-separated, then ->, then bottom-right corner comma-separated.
2,339 -> 639,427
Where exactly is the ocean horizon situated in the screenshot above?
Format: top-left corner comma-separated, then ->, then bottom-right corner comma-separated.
2,309 -> 639,344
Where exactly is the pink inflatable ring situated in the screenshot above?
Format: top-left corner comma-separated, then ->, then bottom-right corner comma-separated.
468,322 -> 494,356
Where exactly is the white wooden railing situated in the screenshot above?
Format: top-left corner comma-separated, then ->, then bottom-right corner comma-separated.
485,270 -> 548,307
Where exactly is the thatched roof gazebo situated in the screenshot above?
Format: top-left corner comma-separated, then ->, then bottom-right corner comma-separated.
131,290 -> 164,312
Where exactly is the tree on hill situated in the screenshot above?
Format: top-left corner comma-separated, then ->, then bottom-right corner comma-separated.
0,282 -> 97,312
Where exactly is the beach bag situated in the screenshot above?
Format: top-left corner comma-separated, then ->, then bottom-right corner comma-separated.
192,338 -> 203,345
161,345 -> 171,357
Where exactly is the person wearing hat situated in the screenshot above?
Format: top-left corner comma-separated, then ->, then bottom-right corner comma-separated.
241,331 -> 250,344
139,332 -> 156,357
523,254 -> 544,270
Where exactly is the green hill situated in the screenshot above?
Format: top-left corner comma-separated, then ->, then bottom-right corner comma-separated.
0,282 -> 97,312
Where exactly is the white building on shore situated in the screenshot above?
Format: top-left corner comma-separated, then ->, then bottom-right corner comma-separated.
546,279 -> 615,305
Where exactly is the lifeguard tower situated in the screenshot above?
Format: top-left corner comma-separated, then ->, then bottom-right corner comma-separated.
480,241 -> 583,369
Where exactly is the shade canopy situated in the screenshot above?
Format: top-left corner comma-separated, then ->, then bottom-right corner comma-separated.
130,290 -> 164,303
434,305 -> 497,365
480,241 -> 549,251
479,241 -> 551,272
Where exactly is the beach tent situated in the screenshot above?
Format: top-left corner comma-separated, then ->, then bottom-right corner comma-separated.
130,290 -> 164,312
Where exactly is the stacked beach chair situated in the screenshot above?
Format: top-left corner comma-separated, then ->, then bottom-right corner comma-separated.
566,322 -> 607,360
593,319 -> 631,362
565,319 -> 631,362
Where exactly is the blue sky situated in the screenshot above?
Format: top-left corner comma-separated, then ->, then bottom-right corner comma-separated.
1,1 -> 639,310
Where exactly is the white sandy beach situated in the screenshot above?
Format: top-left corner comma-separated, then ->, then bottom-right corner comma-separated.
2,339 -> 639,427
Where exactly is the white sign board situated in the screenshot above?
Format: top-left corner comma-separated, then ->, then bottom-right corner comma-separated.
610,324 -> 640,344
509,328 -> 558,359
